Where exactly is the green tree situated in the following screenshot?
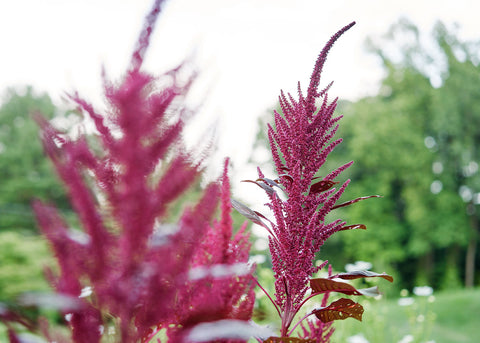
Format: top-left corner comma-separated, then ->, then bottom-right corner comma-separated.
0,87 -> 69,231
428,23 -> 480,288
330,19 -> 479,289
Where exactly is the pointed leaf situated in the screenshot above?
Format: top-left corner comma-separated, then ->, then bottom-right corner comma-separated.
310,278 -> 381,297
254,211 -> 275,227
310,278 -> 362,295
264,337 -> 316,343
331,195 -> 381,210
310,180 -> 339,194
241,179 -> 276,196
356,286 -> 382,297
231,199 -> 269,229
313,298 -> 364,323
338,224 -> 367,231
278,173 -> 294,185
257,177 -> 281,188
334,270 -> 394,283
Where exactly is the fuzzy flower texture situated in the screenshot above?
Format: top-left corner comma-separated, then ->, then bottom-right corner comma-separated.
1,1 -> 393,343
235,21 -> 392,342
2,1 -> 254,342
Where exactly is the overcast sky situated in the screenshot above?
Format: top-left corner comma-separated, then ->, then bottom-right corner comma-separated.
1,0 -> 479,201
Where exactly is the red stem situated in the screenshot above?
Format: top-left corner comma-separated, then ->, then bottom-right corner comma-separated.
253,276 -> 282,319
287,311 -> 317,336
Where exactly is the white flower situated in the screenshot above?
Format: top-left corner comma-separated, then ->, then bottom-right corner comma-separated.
398,297 -> 414,306
413,286 -> 433,296
347,333 -> 370,343
398,334 -> 414,343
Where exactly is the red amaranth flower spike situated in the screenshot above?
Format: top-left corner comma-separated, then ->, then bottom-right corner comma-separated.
1,1 -> 255,342
166,159 -> 255,341
235,22 -> 392,341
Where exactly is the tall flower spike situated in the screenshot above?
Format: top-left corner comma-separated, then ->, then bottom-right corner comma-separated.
237,21 -> 391,342
14,0 -> 256,342
266,22 -> 357,325
165,159 -> 255,341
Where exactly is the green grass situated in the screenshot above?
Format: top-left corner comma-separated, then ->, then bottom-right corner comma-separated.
332,288 -> 480,343
2,288 -> 479,342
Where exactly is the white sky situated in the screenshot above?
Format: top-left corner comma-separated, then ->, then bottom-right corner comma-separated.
1,0 -> 479,203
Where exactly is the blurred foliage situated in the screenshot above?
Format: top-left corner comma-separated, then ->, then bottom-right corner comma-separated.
1,17 -> 480,340
332,287 -> 480,343
0,230 -> 53,301
321,19 -> 480,290
0,87 -> 73,303
252,19 -> 480,292
0,86 -> 251,306
0,87 -> 70,231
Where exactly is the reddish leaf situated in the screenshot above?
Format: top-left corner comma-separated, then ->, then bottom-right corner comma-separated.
254,210 -> 275,226
313,298 -> 364,323
338,224 -> 367,231
264,337 -> 316,343
334,270 -> 394,283
257,177 -> 281,188
277,173 -> 294,186
310,179 -> 339,194
311,278 -> 357,295
310,278 -> 381,297
7,329 -> 21,343
231,199 -> 269,229
311,278 -> 357,294
331,195 -> 381,210
241,179 -> 276,196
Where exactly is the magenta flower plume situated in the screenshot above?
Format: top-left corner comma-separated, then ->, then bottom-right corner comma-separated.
236,22 -> 391,342
166,159 -> 255,342
267,22 -> 356,316
14,1 -> 255,342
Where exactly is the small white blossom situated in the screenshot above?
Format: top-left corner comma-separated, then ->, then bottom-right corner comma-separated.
398,334 -> 414,343
347,333 -> 369,343
413,286 -> 433,296
398,297 -> 414,306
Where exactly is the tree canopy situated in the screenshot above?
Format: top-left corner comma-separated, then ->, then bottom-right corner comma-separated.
325,19 -> 480,289
0,87 -> 69,231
